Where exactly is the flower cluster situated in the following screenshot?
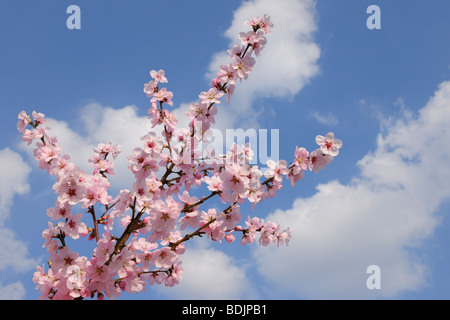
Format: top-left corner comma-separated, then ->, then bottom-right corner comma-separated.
18,14 -> 342,300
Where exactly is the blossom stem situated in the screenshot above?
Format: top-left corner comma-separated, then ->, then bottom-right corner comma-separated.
88,206 -> 99,242
240,43 -> 252,59
169,218 -> 217,250
159,101 -> 173,158
181,191 -> 219,213
170,202 -> 236,249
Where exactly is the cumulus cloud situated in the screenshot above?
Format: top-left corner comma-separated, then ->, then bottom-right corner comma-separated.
206,0 -> 320,128
16,103 -> 258,300
153,2 -> 321,298
156,240 -> 258,300
9,0 -> 321,300
17,0 -> 321,187
0,148 -> 38,297
311,111 -> 339,126
253,81 -> 450,299
18,103 -> 154,189
0,148 -> 32,225
0,228 -> 38,273
0,281 -> 26,300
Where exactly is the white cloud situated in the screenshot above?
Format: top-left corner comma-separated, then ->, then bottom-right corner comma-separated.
206,0 -> 320,128
311,111 -> 339,126
0,281 -> 26,300
252,81 -> 450,299
155,240 -> 258,300
0,148 -> 38,297
16,103 -> 259,300
19,103 -> 154,189
17,0 -> 321,188
77,103 -> 154,188
0,148 -> 31,225
156,4 -> 322,297
0,228 -> 38,273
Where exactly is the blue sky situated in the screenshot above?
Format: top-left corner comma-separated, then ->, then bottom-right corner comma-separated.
1,0 -> 450,300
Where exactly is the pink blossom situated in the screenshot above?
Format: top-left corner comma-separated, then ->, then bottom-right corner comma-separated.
238,31 -> 260,46
34,144 -> 61,172
133,237 -> 158,252
144,80 -> 158,96
128,147 -> 159,180
309,149 -> 334,173
150,69 -> 168,83
258,221 -> 279,246
241,216 -> 264,245
33,264 -> 59,300
145,271 -> 165,286
287,166 -> 304,187
86,257 -> 111,283
249,33 -> 267,58
225,84 -> 235,103
222,205 -> 242,229
203,174 -> 224,192
161,109 -> 178,132
179,210 -> 200,230
165,261 -> 183,287
244,14 -> 274,34
81,174 -> 111,208
199,87 -> 224,105
16,14 -> 345,300
132,172 -> 161,202
57,213 -> 87,240
46,201 -> 72,220
49,155 -> 74,176
21,127 -> 46,144
186,102 -> 208,121
276,228 -> 292,247
141,131 -> 164,155
42,221 -> 57,247
221,164 -> 250,196
227,43 -> 245,58
178,190 -> 199,206
108,189 -> 133,225
32,111 -> 47,126
149,198 -> 181,237
237,30 -> 267,57
53,171 -> 87,205
93,230 -> 115,265
151,247 -> 178,269
218,64 -> 237,85
227,142 -> 254,164
225,232 -> 236,243
151,87 -> 174,106
232,55 -> 255,81
66,264 -> 89,297
52,247 -> 79,275
93,142 -> 121,159
294,147 -> 310,170
264,160 -> 289,183
17,111 -> 31,133
315,132 -> 343,156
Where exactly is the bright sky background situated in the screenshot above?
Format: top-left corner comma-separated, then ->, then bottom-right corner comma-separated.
1,0 -> 450,300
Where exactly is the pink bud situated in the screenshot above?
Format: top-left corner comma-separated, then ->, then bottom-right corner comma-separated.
225,233 -> 235,243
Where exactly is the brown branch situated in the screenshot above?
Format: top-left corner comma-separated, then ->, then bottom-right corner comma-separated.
88,206 -> 99,242
169,202 -> 237,250
168,218 -> 217,250
181,191 -> 219,213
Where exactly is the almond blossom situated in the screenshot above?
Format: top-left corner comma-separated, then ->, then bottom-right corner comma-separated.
316,132 -> 343,156
16,14 -> 342,300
